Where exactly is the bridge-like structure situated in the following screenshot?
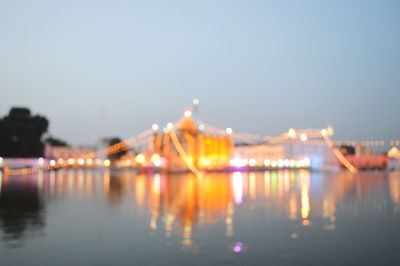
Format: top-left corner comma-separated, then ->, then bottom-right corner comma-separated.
1,108 -> 398,177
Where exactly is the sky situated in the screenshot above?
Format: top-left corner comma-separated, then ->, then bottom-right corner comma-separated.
1,0 -> 399,145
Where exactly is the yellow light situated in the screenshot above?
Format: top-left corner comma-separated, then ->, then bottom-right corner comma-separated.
226,127 -> 233,135
184,109 -> 192,118
271,160 -> 277,168
136,153 -> 146,164
86,158 -> 93,165
67,158 -> 75,165
321,129 -> 327,136
300,133 -> 308,142
77,158 -> 85,165
288,128 -> 296,139
152,124 -> 159,131
104,159 -> 111,167
289,159 -> 296,168
278,159 -> 284,168
327,126 -> 334,136
0,157 -> 3,165
151,154 -> 161,167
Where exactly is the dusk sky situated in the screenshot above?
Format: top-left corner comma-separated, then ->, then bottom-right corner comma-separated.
1,0 -> 399,145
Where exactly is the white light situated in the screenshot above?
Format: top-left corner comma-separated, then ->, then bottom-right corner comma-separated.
38,157 -> 44,166
264,159 -> 271,167
77,158 -> 85,165
278,159 -> 284,168
0,157 -> 3,165
226,127 -> 233,135
151,154 -> 161,167
271,160 -> 277,167
193,98 -> 200,105
249,158 -> 256,167
67,158 -> 75,165
50,160 -> 56,167
304,157 -> 311,167
321,129 -> 327,136
300,133 -> 308,142
284,159 -> 290,167
152,124 -> 159,131
184,109 -> 192,118
198,124 -> 205,131
167,123 -> 174,130
104,159 -> 111,167
57,158 -> 64,164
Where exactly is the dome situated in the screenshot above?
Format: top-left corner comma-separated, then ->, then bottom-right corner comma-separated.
178,116 -> 198,136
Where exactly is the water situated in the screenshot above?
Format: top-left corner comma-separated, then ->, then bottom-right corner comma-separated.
0,169 -> 399,266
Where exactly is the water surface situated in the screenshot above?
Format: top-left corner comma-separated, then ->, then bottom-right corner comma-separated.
0,169 -> 399,265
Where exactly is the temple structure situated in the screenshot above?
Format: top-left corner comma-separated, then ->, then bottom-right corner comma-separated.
149,111 -> 233,172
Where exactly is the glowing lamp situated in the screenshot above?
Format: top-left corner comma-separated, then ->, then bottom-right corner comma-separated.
136,153 -> 146,164
300,133 -> 308,142
152,124 -> 159,131
249,158 -> 256,167
288,128 -> 296,139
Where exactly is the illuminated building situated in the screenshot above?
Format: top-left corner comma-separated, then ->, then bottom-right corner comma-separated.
150,111 -> 233,172
233,128 -> 339,171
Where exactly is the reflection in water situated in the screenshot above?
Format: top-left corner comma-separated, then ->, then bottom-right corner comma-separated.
1,169 -> 400,253
0,173 -> 45,248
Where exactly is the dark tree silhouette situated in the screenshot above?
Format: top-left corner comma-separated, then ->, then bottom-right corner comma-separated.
45,136 -> 68,147
0,107 -> 48,157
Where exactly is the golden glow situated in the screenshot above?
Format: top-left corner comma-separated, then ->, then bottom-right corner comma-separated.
184,109 -> 192,118
135,153 -> 146,164
388,147 -> 400,159
300,172 -> 311,222
288,128 -> 296,139
67,158 -> 75,165
151,153 -> 161,167
104,159 -> 111,167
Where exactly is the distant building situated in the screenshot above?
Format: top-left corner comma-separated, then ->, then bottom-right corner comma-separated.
150,113 -> 233,172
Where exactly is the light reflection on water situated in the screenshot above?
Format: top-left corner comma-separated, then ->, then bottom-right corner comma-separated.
0,169 -> 400,265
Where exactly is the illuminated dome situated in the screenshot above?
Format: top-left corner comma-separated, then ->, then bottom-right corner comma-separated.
178,116 -> 198,136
